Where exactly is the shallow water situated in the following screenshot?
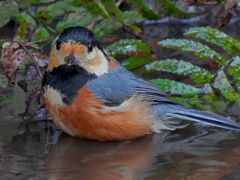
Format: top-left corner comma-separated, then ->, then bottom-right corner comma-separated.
0,84 -> 240,180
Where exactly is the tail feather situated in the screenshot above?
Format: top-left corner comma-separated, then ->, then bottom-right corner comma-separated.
169,108 -> 240,131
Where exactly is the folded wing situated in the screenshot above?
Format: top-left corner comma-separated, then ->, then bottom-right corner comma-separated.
87,63 -> 240,132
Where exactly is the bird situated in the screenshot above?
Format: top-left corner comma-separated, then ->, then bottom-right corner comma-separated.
42,26 -> 240,141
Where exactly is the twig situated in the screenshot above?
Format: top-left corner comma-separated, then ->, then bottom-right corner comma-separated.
20,44 -> 43,79
45,26 -> 56,33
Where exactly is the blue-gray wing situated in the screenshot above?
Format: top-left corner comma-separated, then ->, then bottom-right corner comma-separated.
87,63 -> 175,106
87,63 -> 240,132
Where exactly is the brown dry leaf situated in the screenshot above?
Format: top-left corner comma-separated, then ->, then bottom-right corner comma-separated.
32,52 -> 48,68
183,0 -> 237,27
18,52 -> 48,92
0,42 -> 29,84
214,0 -> 237,28
17,52 -> 48,114
0,40 -> 48,88
25,52 -> 48,84
24,42 -> 41,50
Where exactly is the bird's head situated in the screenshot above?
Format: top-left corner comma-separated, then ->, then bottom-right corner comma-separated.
48,26 -> 109,76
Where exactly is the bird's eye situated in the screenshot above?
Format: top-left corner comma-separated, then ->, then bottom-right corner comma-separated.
87,45 -> 93,52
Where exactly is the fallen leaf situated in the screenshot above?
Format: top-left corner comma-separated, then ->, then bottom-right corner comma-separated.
18,52 -> 48,92
32,52 -> 48,68
0,42 -> 29,84
214,0 -> 237,28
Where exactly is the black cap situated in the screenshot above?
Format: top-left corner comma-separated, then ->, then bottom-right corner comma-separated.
56,26 -> 99,51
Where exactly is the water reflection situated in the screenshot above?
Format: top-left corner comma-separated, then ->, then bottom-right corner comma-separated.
1,131 -> 155,180
44,135 -> 154,180
1,128 -> 240,179
0,85 -> 240,179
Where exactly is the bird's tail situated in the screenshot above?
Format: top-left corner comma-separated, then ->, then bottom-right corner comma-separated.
168,107 -> 240,131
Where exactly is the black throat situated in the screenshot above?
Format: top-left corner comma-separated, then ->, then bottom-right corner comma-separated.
42,64 -> 96,104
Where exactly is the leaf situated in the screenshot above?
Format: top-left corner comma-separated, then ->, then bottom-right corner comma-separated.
47,1 -> 78,18
66,0 -> 82,6
15,0 -> 31,8
32,52 -> 48,68
0,1 -> 19,28
0,42 -> 29,84
80,2 -> 143,26
69,0 -> 109,18
15,0 -> 55,7
214,0 -> 237,28
35,7 -> 53,24
203,93 -> 229,112
15,15 -> 28,41
107,39 -> 151,56
126,0 -> 159,20
15,12 -> 37,41
212,69 -> 240,101
185,27 -> 240,55
171,95 -> 205,109
122,56 -> 151,70
19,12 -> 36,26
127,24 -> 142,32
56,12 -> 94,33
18,52 -> 48,92
150,78 -> 209,96
31,27 -> 50,43
84,2 -> 109,18
102,0 -> 123,22
228,56 -> 240,92
35,1 -> 77,24
156,0 -> 189,18
159,39 -> 227,65
146,59 -> 213,84
93,19 -> 122,39
122,11 -> 144,25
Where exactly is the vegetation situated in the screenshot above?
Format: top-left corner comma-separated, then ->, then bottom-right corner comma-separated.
150,27 -> 240,109
108,27 -> 240,111
0,0 -> 240,112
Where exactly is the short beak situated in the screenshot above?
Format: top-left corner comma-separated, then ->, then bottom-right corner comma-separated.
64,54 -> 76,66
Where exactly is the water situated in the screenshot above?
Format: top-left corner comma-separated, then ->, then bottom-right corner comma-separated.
0,82 -> 240,180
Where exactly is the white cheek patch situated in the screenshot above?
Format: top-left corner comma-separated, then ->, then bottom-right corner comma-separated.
44,86 -> 66,106
79,49 -> 109,76
92,56 -> 109,76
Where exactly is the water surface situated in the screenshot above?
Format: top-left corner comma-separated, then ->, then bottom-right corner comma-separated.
0,84 -> 240,180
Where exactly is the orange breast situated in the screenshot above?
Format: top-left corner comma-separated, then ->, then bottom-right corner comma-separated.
44,86 -> 153,141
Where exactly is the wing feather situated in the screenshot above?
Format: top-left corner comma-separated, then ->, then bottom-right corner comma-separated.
87,63 -> 174,106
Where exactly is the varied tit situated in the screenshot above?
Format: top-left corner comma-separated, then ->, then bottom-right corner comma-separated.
42,26 -> 240,141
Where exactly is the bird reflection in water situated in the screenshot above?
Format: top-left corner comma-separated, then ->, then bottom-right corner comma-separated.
44,135 -> 156,180
1,128 -> 240,179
